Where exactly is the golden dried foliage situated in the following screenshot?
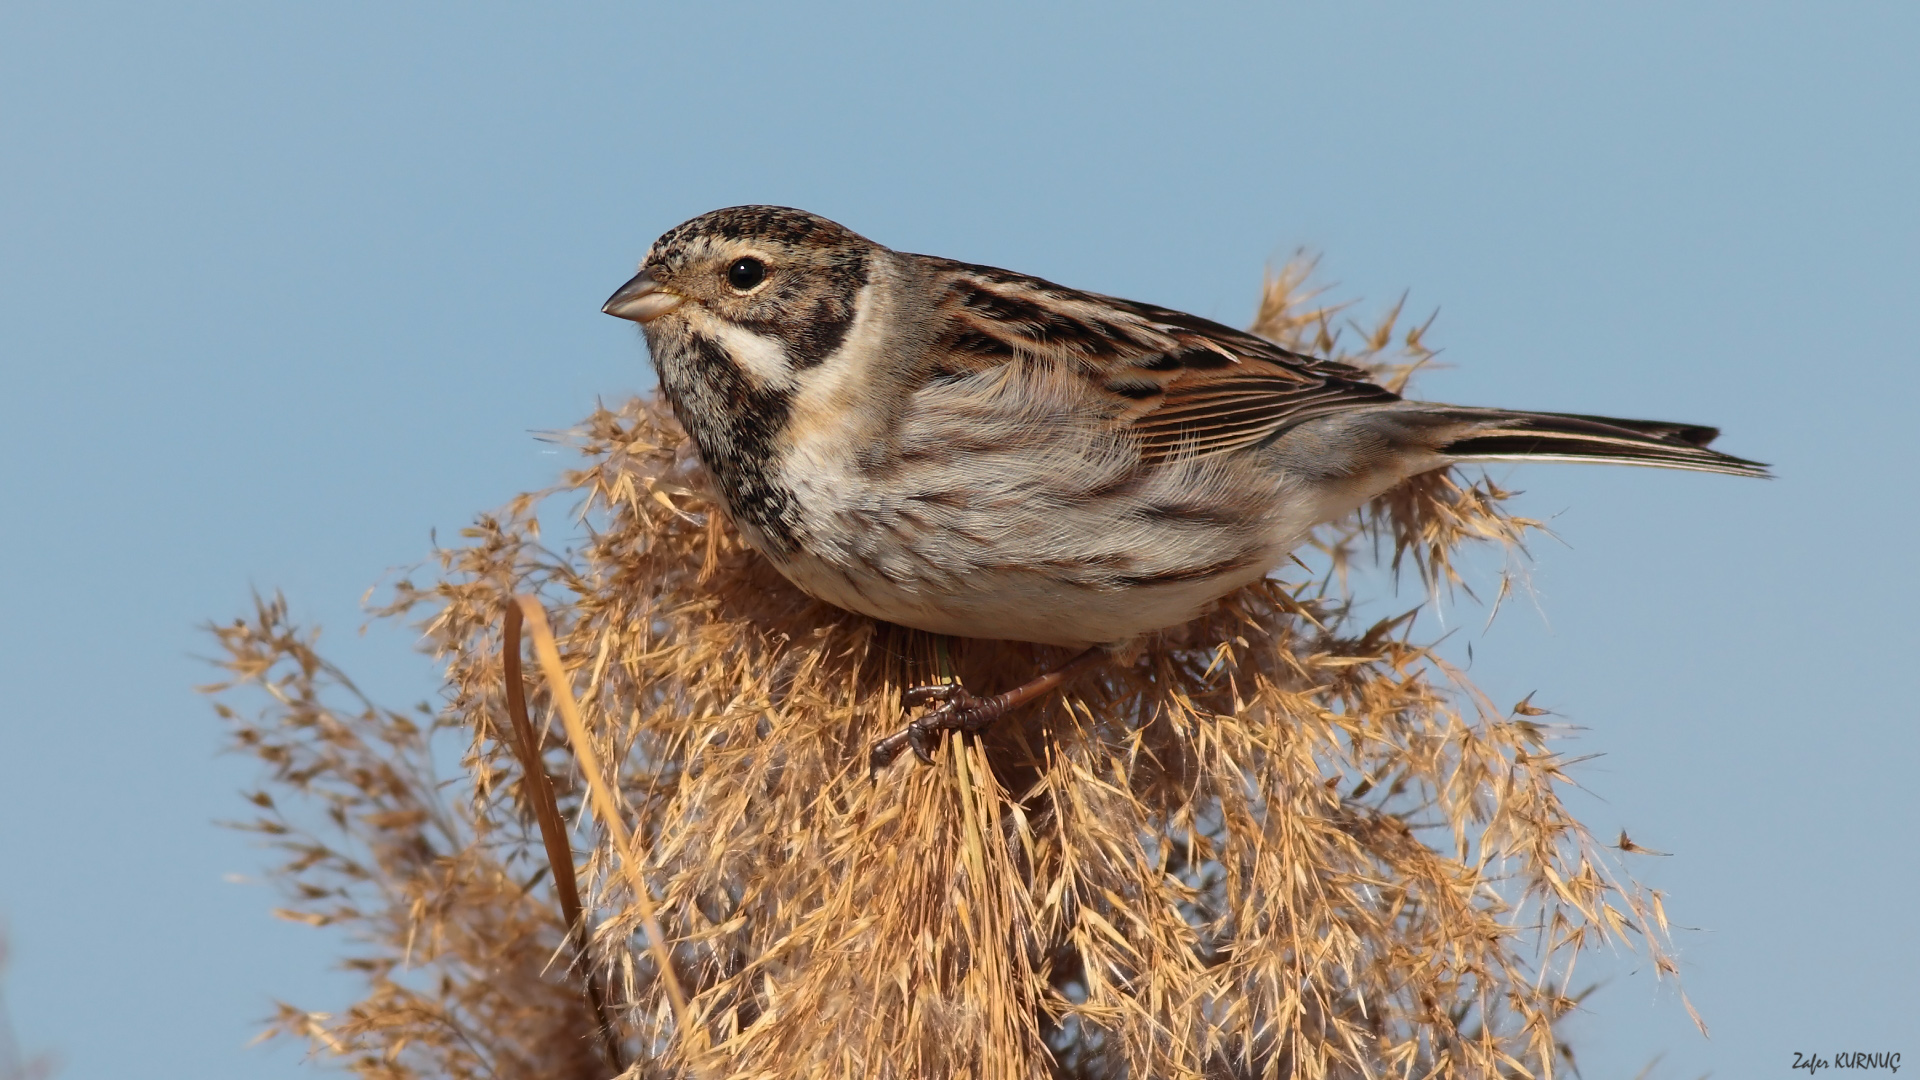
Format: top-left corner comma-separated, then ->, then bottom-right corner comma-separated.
207,260 -> 1692,1079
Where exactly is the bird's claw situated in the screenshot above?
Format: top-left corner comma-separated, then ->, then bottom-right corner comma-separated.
899,683 -> 964,709
868,682 -> 999,778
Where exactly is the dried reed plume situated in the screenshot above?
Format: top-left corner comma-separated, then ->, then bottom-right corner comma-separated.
206,259 -> 1695,1079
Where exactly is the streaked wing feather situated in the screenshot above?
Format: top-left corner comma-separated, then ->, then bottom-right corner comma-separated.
920,258 -> 1400,461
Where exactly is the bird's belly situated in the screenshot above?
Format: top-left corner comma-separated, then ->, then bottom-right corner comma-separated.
762,471 -> 1316,646
768,548 -> 1277,647
757,400 -> 1333,647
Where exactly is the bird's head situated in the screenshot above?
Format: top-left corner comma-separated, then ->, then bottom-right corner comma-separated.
603,205 -> 876,393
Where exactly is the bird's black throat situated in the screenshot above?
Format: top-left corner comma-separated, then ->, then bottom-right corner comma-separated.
650,329 -> 803,555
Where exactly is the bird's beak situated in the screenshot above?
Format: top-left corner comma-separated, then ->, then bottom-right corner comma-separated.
602,268 -> 685,323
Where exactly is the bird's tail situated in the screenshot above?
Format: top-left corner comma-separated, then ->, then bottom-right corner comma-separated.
1435,409 -> 1770,478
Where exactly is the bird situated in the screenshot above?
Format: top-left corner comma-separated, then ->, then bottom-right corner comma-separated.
602,205 -> 1767,771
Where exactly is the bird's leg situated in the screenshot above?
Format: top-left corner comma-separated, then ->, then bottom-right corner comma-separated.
868,646 -> 1105,777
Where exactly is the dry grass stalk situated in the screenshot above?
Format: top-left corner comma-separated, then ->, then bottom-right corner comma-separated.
513,596 -> 694,1045
207,259 -> 1694,1079
500,599 -> 624,1072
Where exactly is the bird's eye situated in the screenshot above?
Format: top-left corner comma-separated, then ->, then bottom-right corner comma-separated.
726,257 -> 766,291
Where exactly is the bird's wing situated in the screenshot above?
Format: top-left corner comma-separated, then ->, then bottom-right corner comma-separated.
920,257 -> 1400,461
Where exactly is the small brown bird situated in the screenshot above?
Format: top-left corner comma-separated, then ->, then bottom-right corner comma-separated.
604,206 -> 1766,769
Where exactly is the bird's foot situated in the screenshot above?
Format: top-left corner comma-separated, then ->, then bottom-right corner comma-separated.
868,682 -> 1006,777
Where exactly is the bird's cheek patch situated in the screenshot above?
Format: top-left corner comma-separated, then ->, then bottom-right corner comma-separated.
707,320 -> 797,391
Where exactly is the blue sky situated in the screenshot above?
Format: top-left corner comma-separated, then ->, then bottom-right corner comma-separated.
1,3 -> 1914,1077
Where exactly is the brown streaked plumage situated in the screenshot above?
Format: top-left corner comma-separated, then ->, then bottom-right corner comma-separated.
603,205 -> 1768,769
